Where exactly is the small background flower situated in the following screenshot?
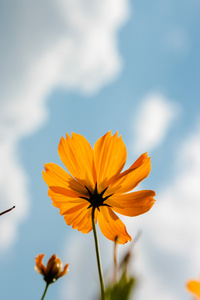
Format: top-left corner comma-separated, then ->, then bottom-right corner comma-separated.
187,277 -> 200,299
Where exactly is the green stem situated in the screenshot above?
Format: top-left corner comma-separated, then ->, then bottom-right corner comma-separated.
41,283 -> 50,300
91,207 -> 106,300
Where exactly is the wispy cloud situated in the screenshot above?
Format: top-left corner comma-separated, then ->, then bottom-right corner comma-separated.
0,0 -> 130,250
0,143 -> 29,250
61,228 -> 113,300
131,92 -> 180,153
61,234 -> 97,300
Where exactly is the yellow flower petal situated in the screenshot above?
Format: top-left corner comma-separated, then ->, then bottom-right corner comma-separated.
64,204 -> 94,234
58,133 -> 95,187
187,280 -> 200,298
53,200 -> 86,214
108,190 -> 156,216
43,163 -> 72,188
93,132 -> 127,191
48,191 -> 86,204
111,153 -> 151,193
57,263 -> 69,279
35,254 -> 46,275
43,162 -> 88,196
98,206 -> 132,244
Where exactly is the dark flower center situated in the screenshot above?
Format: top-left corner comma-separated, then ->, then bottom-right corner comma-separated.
80,183 -> 113,211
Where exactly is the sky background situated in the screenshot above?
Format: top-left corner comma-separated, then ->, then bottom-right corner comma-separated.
0,0 -> 200,299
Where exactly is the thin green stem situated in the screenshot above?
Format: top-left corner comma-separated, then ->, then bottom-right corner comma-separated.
91,207 -> 106,300
41,283 -> 50,300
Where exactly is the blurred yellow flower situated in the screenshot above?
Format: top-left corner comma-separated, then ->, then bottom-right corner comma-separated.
35,254 -> 69,284
187,277 -> 200,299
43,131 -> 155,244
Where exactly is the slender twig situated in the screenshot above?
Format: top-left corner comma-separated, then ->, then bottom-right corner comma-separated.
119,230 -> 142,270
0,206 -> 15,216
41,283 -> 50,300
113,236 -> 118,284
91,207 -> 105,300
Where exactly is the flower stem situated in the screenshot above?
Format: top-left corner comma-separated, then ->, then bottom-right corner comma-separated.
91,207 -> 106,300
41,283 -> 50,300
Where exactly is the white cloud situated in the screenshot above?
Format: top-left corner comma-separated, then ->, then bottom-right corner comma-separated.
61,234 -> 97,300
61,228 -> 113,300
132,92 -> 180,153
0,0 -> 130,250
0,142 -> 29,251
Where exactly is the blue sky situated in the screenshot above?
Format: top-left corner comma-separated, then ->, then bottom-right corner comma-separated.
0,1 -> 200,299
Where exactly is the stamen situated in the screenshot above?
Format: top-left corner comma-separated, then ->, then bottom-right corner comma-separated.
80,183 -> 113,210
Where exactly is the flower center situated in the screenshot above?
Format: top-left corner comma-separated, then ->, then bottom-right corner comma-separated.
80,183 -> 113,211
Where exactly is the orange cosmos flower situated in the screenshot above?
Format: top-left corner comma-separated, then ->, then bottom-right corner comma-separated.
43,131 -> 156,244
35,254 -> 69,284
187,277 -> 200,299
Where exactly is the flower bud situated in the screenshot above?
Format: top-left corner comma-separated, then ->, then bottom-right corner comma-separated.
35,254 -> 69,284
